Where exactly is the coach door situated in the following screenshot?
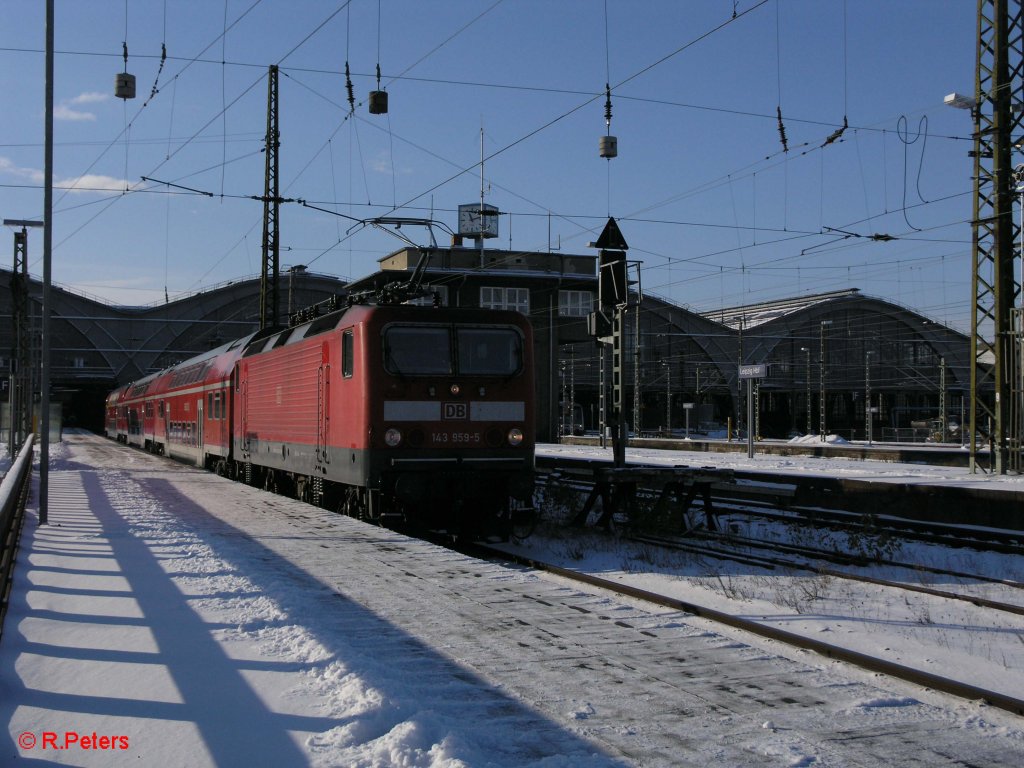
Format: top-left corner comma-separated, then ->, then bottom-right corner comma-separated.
196,398 -> 204,454
316,342 -> 330,468
239,365 -> 251,457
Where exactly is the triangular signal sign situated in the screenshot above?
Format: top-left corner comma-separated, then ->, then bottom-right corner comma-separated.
593,217 -> 628,251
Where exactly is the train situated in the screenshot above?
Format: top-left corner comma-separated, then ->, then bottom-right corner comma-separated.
105,299 -> 536,537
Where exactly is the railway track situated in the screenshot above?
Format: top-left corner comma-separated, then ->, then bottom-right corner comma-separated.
627,531 -> 1024,618
692,526 -> 1024,590
538,454 -> 1024,549
536,462 -> 1024,563
471,540 -> 1024,718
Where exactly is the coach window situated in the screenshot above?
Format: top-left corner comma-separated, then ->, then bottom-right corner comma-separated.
342,330 -> 354,378
208,393 -> 214,418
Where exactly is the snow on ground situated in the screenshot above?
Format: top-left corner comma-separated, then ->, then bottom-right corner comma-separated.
787,434 -> 848,445
2,433 -> 1024,766
529,442 -> 1024,701
1,437 -> 619,767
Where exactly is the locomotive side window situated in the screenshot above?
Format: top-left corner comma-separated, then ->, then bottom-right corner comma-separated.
456,328 -> 523,376
383,326 -> 452,375
342,330 -> 354,378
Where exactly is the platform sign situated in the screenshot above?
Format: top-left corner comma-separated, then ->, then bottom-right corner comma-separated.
738,363 -> 767,379
737,365 -> 766,459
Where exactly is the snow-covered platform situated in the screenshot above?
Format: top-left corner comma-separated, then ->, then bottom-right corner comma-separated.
2,432 -> 1023,767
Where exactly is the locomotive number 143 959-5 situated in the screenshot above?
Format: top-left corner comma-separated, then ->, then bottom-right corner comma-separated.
431,431 -> 482,444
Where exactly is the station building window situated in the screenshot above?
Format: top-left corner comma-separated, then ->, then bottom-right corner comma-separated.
480,286 -> 529,314
558,290 -> 594,317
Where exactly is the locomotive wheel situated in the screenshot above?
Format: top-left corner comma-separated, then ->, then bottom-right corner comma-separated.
507,500 -> 539,542
339,487 -> 364,518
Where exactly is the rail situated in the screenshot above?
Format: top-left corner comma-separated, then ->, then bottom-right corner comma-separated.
1,434 -> 35,641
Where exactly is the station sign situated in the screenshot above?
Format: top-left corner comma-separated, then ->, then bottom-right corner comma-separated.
738,363 -> 767,380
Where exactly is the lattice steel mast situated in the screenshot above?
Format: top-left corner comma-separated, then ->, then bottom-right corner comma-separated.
260,64 -> 281,330
969,0 -> 1023,473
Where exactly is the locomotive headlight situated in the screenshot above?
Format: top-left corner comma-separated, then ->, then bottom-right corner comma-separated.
450,383 -> 460,395
507,427 -> 524,446
384,428 -> 403,447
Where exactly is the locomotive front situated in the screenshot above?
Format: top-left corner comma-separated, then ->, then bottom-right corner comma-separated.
362,305 -> 535,533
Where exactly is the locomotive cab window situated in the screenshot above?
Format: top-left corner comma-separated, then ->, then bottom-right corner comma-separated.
342,329 -> 354,378
383,326 -> 452,375
456,327 -> 523,376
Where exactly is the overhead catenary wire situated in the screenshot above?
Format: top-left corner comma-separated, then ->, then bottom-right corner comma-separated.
12,1 -> 967,326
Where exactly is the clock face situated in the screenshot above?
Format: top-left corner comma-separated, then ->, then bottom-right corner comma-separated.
458,207 -> 480,235
458,204 -> 498,238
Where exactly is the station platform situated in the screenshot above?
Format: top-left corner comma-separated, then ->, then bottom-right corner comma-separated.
3,432 -> 1024,767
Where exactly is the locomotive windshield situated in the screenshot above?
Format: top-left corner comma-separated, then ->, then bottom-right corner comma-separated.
383,324 -> 522,376
384,326 -> 453,375
456,327 -> 522,375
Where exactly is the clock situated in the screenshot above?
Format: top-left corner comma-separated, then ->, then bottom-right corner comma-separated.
458,203 -> 499,239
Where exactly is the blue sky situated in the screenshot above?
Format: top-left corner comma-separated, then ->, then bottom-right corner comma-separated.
1,1 -> 977,329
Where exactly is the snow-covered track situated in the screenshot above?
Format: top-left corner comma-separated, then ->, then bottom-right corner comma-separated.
628,531 -> 1024,617
474,542 -> 1024,718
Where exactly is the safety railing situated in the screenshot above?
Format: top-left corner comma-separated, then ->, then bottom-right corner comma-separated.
0,433 -> 35,640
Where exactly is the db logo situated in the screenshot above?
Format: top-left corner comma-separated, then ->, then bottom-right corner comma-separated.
442,403 -> 467,420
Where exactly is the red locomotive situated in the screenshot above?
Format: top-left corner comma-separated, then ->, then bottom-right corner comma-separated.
105,300 -> 536,536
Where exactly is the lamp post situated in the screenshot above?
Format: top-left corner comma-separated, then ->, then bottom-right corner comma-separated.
865,350 -> 875,446
819,320 -> 833,440
799,346 -> 811,434
662,361 -> 671,434
569,348 -> 576,436
38,0 -> 55,525
558,362 -> 566,439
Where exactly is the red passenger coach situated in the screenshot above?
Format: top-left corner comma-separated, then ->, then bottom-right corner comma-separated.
158,334 -> 255,468
104,385 -> 129,442
234,303 -> 535,533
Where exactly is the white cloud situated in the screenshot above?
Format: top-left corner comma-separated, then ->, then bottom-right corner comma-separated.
372,150 -> 413,177
54,91 -> 110,121
55,103 -> 97,122
0,156 -> 44,184
70,91 -> 110,105
1,157 -> 136,194
56,174 -> 139,193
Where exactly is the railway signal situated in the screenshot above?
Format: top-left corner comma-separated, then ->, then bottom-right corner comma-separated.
590,217 -> 640,468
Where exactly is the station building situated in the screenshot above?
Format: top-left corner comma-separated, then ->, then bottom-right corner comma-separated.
346,246 -> 971,442
1,246 -> 972,443
0,267 -> 346,433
